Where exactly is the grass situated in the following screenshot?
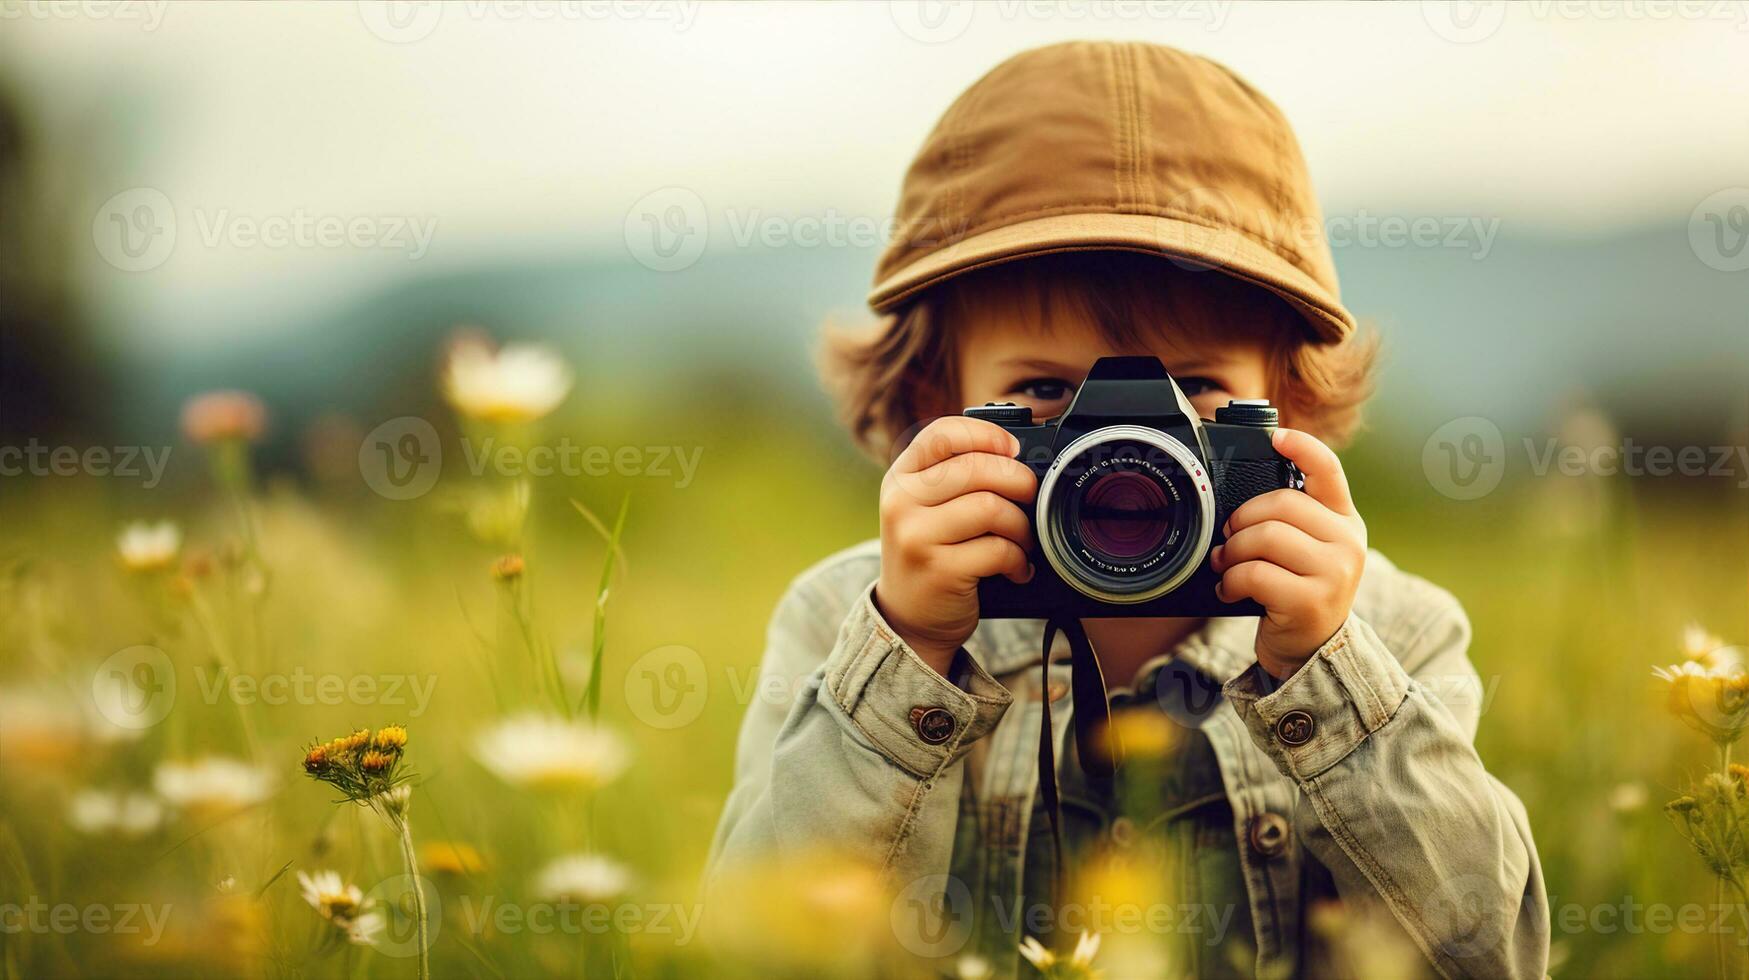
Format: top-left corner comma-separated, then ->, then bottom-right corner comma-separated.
0,386 -> 1743,978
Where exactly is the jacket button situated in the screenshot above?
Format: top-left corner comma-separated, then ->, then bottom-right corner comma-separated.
1275,710 -> 1316,746
1249,812 -> 1290,858
911,706 -> 957,745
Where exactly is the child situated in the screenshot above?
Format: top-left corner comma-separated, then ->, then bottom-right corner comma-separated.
709,41 -> 1547,979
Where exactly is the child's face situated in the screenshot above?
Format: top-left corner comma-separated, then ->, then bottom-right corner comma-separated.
952,288 -> 1271,424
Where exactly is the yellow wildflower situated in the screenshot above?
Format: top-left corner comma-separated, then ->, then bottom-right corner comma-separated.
372,725 -> 408,751
359,750 -> 395,774
490,554 -> 525,582
420,841 -> 487,877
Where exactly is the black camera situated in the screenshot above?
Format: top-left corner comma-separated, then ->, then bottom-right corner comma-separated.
970,356 -> 1303,619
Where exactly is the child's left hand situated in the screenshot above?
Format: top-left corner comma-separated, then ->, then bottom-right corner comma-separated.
1209,427 -> 1368,680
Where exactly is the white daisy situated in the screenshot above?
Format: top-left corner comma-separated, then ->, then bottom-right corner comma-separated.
116,521 -> 181,572
1654,653 -> 1749,743
442,340 -> 572,424
1019,931 -> 1102,978
1684,623 -> 1728,663
534,853 -> 633,903
68,788 -> 163,838
346,908 -> 386,947
957,954 -> 994,979
473,713 -> 629,791
153,757 -> 274,819
298,870 -> 365,928
1608,782 -> 1648,813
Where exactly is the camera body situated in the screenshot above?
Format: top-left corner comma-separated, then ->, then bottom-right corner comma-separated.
970,356 -> 1302,619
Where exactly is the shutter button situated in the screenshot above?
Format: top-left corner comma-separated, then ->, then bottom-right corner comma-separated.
911,706 -> 957,745
1276,710 -> 1316,746
1249,813 -> 1290,858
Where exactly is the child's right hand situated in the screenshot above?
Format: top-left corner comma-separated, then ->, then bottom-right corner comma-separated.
874,416 -> 1038,676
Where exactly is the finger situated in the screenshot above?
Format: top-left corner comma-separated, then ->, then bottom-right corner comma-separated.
1214,559 -> 1308,607
895,416 -> 1020,474
1211,520 -> 1324,576
1271,427 -> 1355,515
892,452 -> 1037,507
929,491 -> 1034,548
946,535 -> 1033,585
1224,488 -> 1351,543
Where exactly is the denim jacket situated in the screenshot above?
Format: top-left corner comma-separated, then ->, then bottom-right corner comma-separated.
707,540 -> 1549,978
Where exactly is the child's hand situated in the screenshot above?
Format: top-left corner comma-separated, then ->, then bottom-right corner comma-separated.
875,416 -> 1037,676
1209,428 -> 1368,680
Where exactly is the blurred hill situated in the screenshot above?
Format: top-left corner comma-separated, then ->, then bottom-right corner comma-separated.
89,221 -> 1749,461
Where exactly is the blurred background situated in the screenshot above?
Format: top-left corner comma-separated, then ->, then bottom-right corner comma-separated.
1,2 -> 1747,977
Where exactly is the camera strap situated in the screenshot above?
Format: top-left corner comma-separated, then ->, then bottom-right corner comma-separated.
1036,616 -> 1121,900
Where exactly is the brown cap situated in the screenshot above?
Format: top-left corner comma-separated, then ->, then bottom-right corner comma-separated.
869,41 -> 1355,343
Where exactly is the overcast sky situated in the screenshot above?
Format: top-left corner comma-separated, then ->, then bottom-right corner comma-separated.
5,0 -> 1748,327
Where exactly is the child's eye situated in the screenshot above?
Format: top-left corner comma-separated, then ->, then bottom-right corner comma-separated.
1175,376 -> 1222,397
1008,377 -> 1076,403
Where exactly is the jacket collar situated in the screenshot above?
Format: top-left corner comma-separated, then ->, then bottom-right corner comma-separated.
966,614 -> 1258,686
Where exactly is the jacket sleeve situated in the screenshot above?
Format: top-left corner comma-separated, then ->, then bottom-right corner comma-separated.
1223,589 -> 1550,980
705,570 -> 1012,893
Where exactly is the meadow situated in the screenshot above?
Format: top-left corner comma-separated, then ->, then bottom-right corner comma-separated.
0,338 -> 1744,979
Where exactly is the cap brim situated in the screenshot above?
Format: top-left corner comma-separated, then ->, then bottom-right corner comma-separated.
867,211 -> 1354,343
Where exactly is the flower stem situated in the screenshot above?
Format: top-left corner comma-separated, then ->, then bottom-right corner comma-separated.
187,585 -> 260,761
1720,875 -> 1730,980
1723,742 -> 1736,980
505,577 -> 568,716
575,494 -> 629,722
392,812 -> 431,980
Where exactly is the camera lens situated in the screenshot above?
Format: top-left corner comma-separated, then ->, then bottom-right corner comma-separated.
1035,425 -> 1216,604
1073,469 -> 1173,562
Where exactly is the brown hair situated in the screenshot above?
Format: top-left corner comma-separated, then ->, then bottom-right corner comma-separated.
821,252 -> 1378,463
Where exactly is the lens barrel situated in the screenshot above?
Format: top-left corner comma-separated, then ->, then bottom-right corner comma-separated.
1036,426 -> 1216,604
